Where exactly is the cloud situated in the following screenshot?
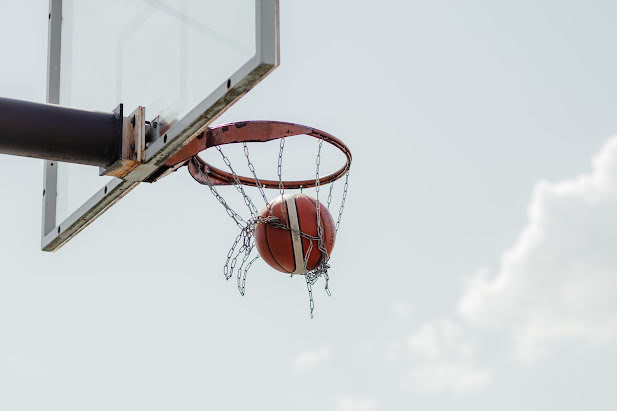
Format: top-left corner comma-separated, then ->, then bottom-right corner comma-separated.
408,319 -> 466,359
352,136 -> 617,396
294,346 -> 330,370
406,319 -> 490,394
410,363 -> 492,394
391,301 -> 414,321
458,136 -> 617,362
337,396 -> 376,411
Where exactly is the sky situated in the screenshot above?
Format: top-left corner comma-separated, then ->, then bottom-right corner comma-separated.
2,0 -> 617,410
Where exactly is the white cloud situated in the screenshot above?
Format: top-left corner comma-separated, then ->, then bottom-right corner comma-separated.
337,396 -> 376,411
408,319 -> 465,359
410,363 -> 492,394
406,319 -> 490,394
459,136 -> 617,362
358,136 -> 617,396
294,346 -> 330,370
391,301 -> 415,321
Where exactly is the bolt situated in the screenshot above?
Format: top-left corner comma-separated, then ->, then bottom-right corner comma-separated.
152,121 -> 158,129
130,142 -> 135,151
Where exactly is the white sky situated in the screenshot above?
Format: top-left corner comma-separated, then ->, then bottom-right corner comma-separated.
2,0 -> 617,410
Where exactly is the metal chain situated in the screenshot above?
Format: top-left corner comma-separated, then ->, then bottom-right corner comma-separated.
238,255 -> 259,296
305,275 -> 315,318
216,146 -> 259,217
335,171 -> 350,232
196,135 -> 349,318
326,184 -> 334,210
224,219 -> 258,287
243,142 -> 269,206
210,146 -> 262,284
224,232 -> 244,280
277,137 -> 286,218
193,158 -> 246,229
313,138 -> 329,265
323,272 -> 331,296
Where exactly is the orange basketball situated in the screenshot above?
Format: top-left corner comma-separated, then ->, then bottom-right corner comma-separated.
255,194 -> 336,274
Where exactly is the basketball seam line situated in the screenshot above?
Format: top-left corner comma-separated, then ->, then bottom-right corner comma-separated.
264,216 -> 289,273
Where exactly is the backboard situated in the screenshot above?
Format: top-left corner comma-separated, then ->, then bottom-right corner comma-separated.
41,0 -> 279,251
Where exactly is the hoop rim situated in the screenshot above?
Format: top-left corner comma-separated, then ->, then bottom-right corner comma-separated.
164,121 -> 352,189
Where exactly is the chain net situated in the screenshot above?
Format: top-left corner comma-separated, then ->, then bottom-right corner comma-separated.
194,137 -> 349,317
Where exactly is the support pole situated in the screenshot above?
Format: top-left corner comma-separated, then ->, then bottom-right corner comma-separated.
0,96 -> 121,167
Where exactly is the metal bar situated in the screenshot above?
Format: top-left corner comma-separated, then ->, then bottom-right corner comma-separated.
41,159 -> 57,236
46,0 -> 61,105
257,0 -> 279,65
42,0 -> 63,240
41,178 -> 139,251
0,96 -> 121,167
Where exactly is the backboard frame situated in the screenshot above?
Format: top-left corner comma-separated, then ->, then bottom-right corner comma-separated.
41,0 -> 280,251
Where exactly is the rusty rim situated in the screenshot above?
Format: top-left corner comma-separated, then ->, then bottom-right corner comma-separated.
165,121 -> 352,189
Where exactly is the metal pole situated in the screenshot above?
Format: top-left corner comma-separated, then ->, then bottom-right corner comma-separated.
0,96 -> 121,167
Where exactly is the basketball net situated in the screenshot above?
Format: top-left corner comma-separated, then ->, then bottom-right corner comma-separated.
194,136 -> 350,318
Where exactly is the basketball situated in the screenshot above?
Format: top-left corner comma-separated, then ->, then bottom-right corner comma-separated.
255,194 -> 336,274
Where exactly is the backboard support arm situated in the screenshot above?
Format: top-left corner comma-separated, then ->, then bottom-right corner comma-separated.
0,96 -> 122,167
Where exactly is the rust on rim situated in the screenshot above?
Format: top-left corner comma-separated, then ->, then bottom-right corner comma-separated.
163,120 -> 352,189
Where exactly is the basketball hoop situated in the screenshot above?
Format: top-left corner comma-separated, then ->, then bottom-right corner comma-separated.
164,121 -> 352,317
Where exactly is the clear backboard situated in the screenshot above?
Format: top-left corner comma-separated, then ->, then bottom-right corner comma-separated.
41,0 -> 279,251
